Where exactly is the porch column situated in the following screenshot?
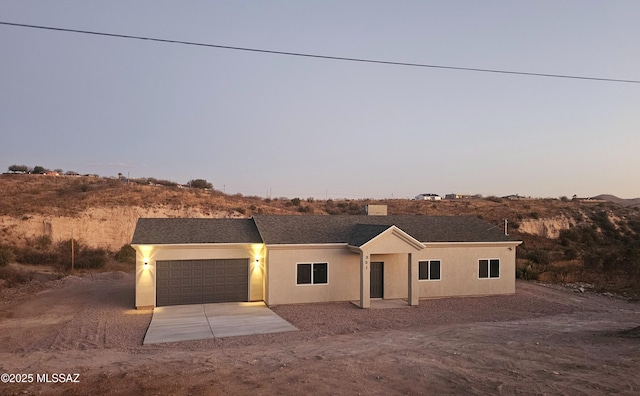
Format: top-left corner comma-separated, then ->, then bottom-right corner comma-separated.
408,253 -> 419,306
359,250 -> 370,309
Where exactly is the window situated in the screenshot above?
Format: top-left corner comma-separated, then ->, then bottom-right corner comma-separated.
479,259 -> 500,278
297,262 -> 328,285
419,260 -> 441,280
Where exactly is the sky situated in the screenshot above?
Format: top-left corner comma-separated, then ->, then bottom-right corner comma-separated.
1,1 -> 639,199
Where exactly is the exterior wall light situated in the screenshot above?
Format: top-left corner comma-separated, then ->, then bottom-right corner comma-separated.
143,258 -> 149,268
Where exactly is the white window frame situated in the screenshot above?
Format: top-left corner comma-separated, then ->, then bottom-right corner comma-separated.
296,262 -> 329,285
418,260 -> 441,281
478,259 -> 500,279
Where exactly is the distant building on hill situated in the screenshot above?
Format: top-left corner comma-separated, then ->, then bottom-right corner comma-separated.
445,193 -> 472,200
502,194 -> 523,200
572,195 -> 606,203
415,193 -> 441,201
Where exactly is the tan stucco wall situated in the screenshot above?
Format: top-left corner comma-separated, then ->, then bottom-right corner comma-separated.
370,253 -> 408,299
266,245 -> 360,305
133,243 -> 264,308
134,240 -> 519,308
265,242 -> 518,305
416,243 -> 517,298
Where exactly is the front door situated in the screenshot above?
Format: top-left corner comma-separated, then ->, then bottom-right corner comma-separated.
370,262 -> 384,298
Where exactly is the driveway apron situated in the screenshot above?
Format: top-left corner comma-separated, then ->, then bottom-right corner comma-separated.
143,302 -> 297,345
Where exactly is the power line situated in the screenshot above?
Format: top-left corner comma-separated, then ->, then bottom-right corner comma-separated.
2,21 -> 640,84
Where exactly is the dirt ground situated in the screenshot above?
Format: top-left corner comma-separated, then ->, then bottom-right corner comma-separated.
0,273 -> 638,395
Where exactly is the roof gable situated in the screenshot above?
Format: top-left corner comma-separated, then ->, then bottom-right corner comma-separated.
349,224 -> 425,252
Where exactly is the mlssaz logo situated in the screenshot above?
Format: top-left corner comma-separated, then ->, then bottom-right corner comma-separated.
37,373 -> 80,383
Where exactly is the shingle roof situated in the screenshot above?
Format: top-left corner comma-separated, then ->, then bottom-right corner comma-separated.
131,215 -> 518,246
252,215 -> 516,244
131,218 -> 263,245
348,224 -> 393,247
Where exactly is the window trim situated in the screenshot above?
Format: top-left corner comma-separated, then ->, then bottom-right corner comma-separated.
296,262 -> 329,285
478,258 -> 500,279
418,259 -> 441,281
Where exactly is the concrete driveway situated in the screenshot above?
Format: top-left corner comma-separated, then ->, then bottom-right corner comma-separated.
143,302 -> 298,345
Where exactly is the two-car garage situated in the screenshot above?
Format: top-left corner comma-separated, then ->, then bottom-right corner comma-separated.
156,259 -> 249,306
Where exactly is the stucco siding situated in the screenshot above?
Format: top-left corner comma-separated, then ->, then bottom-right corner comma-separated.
417,244 -> 516,298
266,246 -> 360,305
363,233 -> 420,254
370,254 -> 408,299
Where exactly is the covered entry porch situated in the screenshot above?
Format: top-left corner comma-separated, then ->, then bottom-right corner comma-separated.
347,224 -> 425,309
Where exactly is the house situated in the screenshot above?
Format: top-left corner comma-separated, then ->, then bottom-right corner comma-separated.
415,193 -> 441,201
131,215 -> 522,309
445,193 -> 472,200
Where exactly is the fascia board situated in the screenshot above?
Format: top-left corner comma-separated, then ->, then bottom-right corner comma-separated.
265,243 -> 348,250
422,241 -> 523,248
132,243 -> 264,250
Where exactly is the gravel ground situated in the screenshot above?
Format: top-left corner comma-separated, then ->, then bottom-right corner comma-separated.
1,272 -> 639,395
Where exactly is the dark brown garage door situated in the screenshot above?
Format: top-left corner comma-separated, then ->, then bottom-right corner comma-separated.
156,259 -> 249,306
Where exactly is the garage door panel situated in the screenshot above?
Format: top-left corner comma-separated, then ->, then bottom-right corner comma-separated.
156,259 -> 248,306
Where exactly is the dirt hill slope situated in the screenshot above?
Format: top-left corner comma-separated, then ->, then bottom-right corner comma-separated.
2,174 -> 639,296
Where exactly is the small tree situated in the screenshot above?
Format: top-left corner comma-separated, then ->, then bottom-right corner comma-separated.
189,179 -> 213,189
114,244 -> 136,265
8,164 -> 28,173
32,165 -> 46,174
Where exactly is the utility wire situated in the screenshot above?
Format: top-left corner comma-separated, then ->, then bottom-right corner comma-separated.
2,21 -> 639,84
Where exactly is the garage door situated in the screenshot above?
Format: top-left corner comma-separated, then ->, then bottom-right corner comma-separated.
156,259 -> 249,306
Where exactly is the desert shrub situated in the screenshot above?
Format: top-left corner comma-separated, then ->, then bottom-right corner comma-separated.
114,244 -> 136,265
526,249 -> 551,266
0,245 -> 15,267
235,207 -> 246,214
298,205 -> 313,213
189,179 -> 213,189
34,235 -> 52,249
15,245 -> 59,265
0,266 -> 32,287
76,248 -> 108,269
347,202 -> 363,215
249,205 -> 257,211
563,248 -> 578,260
516,261 -> 540,281
56,239 -> 108,270
290,198 -> 301,206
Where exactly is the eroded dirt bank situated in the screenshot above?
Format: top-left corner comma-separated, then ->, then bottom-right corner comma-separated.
1,274 -> 639,395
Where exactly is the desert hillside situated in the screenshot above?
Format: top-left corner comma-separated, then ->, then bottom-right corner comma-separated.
1,174 -> 640,296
